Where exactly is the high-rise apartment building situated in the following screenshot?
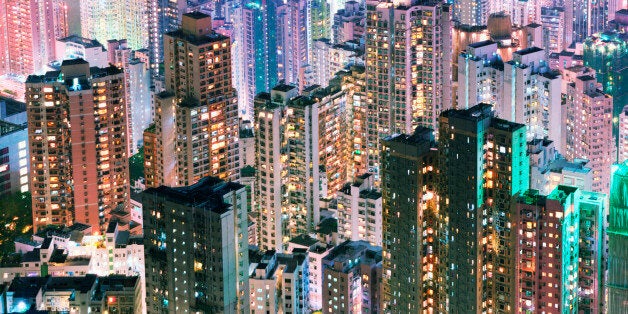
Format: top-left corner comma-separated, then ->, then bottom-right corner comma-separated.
0,98 -> 28,196
142,176 -> 249,313
458,43 -> 563,152
564,74 -> 613,193
337,173 -> 382,246
79,0 -> 149,51
277,0 -> 310,90
310,0 -> 331,42
322,240 -> 382,314
583,32 -> 628,138
332,1 -> 366,45
54,35 -> 108,68
540,7 -> 571,54
107,40 -> 153,155
572,0 -> 607,43
306,82 -> 350,198
249,249 -> 309,313
608,160 -> 628,311
577,189 -> 607,313
0,0 -> 57,77
381,126 -> 444,313
365,0 -> 452,175
145,12 -> 239,187
439,103 -> 529,313
528,139 -> 593,194
254,84 -> 320,251
502,47 -> 562,150
514,187 -> 580,313
340,66 -> 368,179
237,0 -> 279,117
311,39 -> 362,88
620,105 -> 628,162
26,59 -> 130,233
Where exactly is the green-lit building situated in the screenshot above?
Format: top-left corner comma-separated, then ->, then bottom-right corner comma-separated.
310,0 -> 331,42
608,161 -> 628,310
583,31 -> 628,142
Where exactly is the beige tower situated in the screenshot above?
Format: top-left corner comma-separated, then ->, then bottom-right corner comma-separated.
26,59 -> 130,233
145,12 -> 239,188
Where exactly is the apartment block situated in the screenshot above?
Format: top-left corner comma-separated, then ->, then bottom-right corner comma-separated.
439,103 -> 529,313
322,240 -> 382,314
565,74 -> 613,193
26,59 -> 130,233
332,1 -> 366,45
249,249 -> 309,313
254,84 -> 320,251
381,127 -> 444,313
337,173 -> 382,246
142,176 -> 249,313
514,187 -> 580,313
528,139 -> 593,195
365,0 -> 452,175
146,12 -> 239,187
608,161 -> 628,310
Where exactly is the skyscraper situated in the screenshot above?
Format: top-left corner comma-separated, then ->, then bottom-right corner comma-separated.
583,31 -> 628,141
277,0 -> 311,90
322,240 -> 382,313
0,0 -> 56,76
142,176 -> 250,313
608,160 -> 628,311
26,59 -> 130,233
513,187 -> 580,313
381,127 -> 445,313
337,173 -> 382,246
564,74 -> 613,193
458,43 -> 564,152
365,0 -> 452,176
145,12 -> 240,187
254,84 -> 320,251
237,0 -> 279,117
79,0 -> 149,51
439,103 -> 529,313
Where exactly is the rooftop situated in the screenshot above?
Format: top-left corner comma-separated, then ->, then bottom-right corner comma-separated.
468,40 -> 496,48
143,176 -> 245,215
515,46 -> 544,56
58,35 -> 104,49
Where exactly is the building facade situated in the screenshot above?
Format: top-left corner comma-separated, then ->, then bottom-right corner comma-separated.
365,0 -> 452,176
142,177 -> 249,313
26,59 -> 130,233
145,12 -> 239,187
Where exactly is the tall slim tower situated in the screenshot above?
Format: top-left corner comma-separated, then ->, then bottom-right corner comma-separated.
253,84 -> 320,251
365,0 -> 451,176
0,0 -> 56,76
565,74 -> 613,193
142,177 -> 250,313
145,12 -> 239,187
439,103 -> 529,313
79,0 -> 149,50
608,160 -> 628,310
277,0 -> 311,90
26,59 -> 130,233
238,0 -> 279,117
380,127 -> 445,313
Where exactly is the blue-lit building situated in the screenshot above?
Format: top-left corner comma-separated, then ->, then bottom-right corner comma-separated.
237,0 -> 279,117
